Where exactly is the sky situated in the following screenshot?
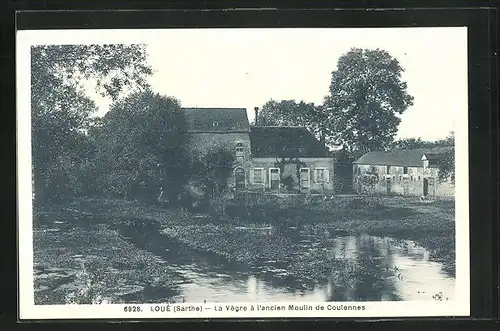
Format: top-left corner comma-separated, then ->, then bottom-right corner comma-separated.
59,28 -> 468,140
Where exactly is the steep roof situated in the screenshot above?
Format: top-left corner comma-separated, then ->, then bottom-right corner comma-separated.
182,108 -> 250,133
250,126 -> 330,158
354,147 -> 453,167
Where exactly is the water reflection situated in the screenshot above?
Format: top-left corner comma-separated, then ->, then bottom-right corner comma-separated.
147,229 -> 454,303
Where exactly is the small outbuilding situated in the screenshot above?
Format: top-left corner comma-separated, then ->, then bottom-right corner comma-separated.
352,147 -> 454,197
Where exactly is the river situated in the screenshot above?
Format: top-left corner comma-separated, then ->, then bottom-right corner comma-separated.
33,213 -> 455,304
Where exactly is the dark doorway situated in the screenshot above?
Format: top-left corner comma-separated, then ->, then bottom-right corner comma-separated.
403,178 -> 409,195
428,178 -> 434,196
235,168 -> 246,190
423,178 -> 429,196
386,178 -> 392,194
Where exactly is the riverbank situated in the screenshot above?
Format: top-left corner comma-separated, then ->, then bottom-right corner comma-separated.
33,210 -> 187,304
33,195 -> 455,303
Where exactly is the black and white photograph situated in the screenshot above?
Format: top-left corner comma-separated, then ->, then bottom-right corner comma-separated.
17,27 -> 470,319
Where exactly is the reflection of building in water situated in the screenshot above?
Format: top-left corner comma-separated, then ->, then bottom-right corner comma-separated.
178,235 -> 454,303
327,235 -> 454,302
422,249 -> 430,262
368,236 -> 455,301
332,236 -> 358,260
247,276 -> 258,300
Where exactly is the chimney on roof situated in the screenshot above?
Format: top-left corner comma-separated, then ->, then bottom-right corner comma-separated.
254,107 -> 259,126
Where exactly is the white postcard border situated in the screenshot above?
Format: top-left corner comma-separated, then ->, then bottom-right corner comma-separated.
16,28 -> 470,320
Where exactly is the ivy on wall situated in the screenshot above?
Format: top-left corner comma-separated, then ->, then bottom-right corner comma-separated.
273,157 -> 308,182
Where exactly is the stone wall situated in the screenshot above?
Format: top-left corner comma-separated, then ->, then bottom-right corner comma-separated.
353,164 -> 454,197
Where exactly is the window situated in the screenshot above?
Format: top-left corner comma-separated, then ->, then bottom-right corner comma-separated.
235,142 -> 244,157
253,168 -> 264,184
386,165 -> 391,174
234,167 -> 246,189
315,168 -> 330,183
411,175 -> 414,181
316,169 -> 325,182
403,166 -> 408,174
299,168 -> 311,189
418,175 -> 421,181
399,176 -> 402,181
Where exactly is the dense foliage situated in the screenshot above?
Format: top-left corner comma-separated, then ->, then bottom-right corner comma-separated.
436,149 -> 455,184
31,44 -> 152,202
190,143 -> 236,198
90,90 -> 190,202
323,48 -> 414,154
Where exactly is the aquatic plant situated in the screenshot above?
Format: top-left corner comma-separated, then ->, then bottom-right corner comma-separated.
65,261 -> 107,305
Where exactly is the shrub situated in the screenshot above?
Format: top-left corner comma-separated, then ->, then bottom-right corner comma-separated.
282,175 -> 296,192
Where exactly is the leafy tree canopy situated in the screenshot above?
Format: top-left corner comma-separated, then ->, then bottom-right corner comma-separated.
92,90 -> 189,202
323,48 -> 414,154
31,44 -> 152,202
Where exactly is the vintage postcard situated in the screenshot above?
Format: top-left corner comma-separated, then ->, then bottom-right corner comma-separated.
17,27 -> 470,319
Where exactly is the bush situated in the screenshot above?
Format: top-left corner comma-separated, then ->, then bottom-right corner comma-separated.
189,144 -> 235,200
282,175 -> 296,192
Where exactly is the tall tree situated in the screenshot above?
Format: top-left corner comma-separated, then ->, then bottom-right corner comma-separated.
323,48 -> 414,154
92,90 -> 189,202
31,44 -> 152,202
